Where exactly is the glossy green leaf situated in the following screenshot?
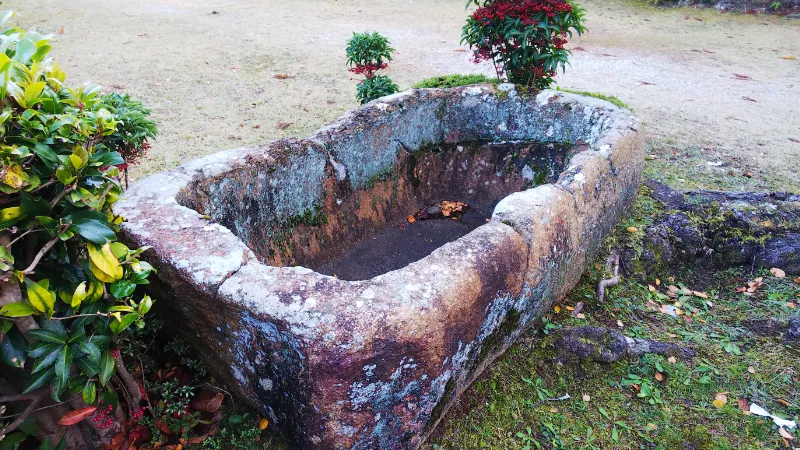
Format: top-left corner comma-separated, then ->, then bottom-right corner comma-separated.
110,280 -> 135,299
31,347 -> 61,374
26,328 -> 66,344
109,312 -> 138,335
0,325 -> 27,368
54,345 -> 72,392
24,279 -> 56,316
22,367 -> 55,393
99,349 -> 115,386
82,380 -> 97,405
0,301 -> 36,317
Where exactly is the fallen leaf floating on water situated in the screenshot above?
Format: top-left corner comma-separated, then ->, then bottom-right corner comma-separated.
440,200 -> 467,217
770,267 -> 786,278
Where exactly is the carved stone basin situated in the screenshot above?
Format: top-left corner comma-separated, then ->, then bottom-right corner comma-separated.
115,85 -> 644,449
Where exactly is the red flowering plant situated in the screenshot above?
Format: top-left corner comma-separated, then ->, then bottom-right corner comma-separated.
461,0 -> 586,90
345,32 -> 399,104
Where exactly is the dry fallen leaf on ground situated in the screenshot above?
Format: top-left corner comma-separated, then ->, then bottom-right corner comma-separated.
655,372 -> 664,381
770,267 -> 786,278
748,366 -> 756,374
738,397 -> 751,412
582,394 -> 591,402
779,55 -> 796,60
778,427 -> 794,440
668,356 -> 677,364
276,122 -> 293,130
407,215 -> 416,223
713,393 -> 728,408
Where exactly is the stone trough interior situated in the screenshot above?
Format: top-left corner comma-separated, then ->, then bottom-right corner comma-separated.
179,139 -> 580,280
117,85 -> 644,450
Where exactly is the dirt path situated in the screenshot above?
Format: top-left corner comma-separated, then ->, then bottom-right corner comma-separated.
10,0 -> 799,189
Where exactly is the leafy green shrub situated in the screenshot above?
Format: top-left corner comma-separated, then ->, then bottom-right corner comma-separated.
355,75 -> 399,104
0,12 -> 158,444
345,32 -> 399,104
412,74 -> 498,89
461,0 -> 587,90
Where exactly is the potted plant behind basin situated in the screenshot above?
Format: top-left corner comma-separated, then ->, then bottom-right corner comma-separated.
0,12 -> 159,447
461,0 -> 587,90
345,31 -> 400,104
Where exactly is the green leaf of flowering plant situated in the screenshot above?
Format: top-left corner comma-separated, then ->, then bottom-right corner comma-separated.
98,349 -> 115,386
0,301 -> 36,317
22,367 -> 54,393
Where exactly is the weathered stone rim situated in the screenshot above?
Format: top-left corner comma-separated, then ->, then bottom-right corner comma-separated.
114,84 -> 644,449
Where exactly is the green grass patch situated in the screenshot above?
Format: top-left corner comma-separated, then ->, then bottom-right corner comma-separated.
412,74 -> 499,89
556,87 -> 632,110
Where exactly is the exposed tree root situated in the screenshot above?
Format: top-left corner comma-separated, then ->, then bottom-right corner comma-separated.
597,251 -> 620,303
554,326 -> 695,363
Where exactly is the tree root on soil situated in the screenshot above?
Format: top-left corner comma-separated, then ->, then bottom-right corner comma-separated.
597,251 -> 620,303
553,326 -> 695,363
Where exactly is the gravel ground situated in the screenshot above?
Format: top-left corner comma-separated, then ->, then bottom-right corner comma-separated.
8,0 -> 800,187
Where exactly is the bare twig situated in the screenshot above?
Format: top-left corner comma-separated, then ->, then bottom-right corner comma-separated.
0,392 -> 41,403
0,391 -> 45,436
49,185 -> 75,208
49,312 -> 111,321
97,183 -> 114,204
597,251 -> 620,302
30,178 -> 57,194
22,236 -> 60,274
7,228 -> 46,248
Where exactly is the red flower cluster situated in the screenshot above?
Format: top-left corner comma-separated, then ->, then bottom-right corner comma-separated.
348,63 -> 389,78
472,0 -> 573,24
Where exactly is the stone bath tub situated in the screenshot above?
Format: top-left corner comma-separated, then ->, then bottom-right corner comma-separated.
115,85 -> 644,449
